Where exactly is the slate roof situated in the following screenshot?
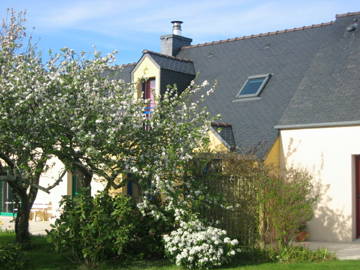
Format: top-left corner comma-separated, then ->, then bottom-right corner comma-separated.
177,17 -> 336,157
142,50 -> 195,75
107,63 -> 136,83
276,14 -> 360,128
114,11 -> 360,158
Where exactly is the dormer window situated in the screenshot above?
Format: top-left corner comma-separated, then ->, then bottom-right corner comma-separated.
236,74 -> 271,98
142,78 -> 156,118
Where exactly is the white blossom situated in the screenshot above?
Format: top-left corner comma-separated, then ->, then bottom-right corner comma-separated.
163,217 -> 240,269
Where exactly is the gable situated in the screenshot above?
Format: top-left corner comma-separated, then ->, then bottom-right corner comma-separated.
132,54 -> 161,99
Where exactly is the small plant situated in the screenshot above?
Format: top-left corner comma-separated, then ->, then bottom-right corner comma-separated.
163,217 -> 240,269
269,246 -> 336,263
47,190 -> 134,267
0,243 -> 26,270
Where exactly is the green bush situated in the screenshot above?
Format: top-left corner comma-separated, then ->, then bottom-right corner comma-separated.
259,168 -> 318,247
126,208 -> 173,259
198,154 -> 319,248
0,243 -> 26,270
47,190 -> 134,267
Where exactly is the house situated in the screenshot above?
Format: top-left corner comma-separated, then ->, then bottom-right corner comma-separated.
110,12 -> 360,242
1,11 -> 360,242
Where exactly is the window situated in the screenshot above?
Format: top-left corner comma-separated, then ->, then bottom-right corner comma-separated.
127,180 -> 133,196
142,78 -> 156,118
72,170 -> 85,196
0,182 -> 16,215
236,74 -> 271,98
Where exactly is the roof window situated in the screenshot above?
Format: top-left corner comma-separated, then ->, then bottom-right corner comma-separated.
236,74 -> 271,98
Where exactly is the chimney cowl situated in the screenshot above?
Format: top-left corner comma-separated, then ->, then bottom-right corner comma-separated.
171,20 -> 183,36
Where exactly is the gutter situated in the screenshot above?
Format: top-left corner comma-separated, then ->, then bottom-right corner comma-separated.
275,120 -> 360,130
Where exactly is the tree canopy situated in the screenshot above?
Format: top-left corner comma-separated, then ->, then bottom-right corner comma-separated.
0,9 -> 214,245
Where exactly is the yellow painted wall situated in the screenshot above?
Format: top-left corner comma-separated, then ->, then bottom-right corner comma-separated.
132,55 -> 161,99
132,55 -> 229,155
208,129 -> 230,152
264,137 -> 280,170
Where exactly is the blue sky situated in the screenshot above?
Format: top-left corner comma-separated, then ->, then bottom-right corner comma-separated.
1,0 -> 360,65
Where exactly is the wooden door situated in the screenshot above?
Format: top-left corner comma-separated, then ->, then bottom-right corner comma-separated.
356,156 -> 360,238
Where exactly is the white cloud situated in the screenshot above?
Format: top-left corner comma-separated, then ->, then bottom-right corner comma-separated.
37,0 -> 150,27
25,0 -> 360,39
1,0 -> 360,59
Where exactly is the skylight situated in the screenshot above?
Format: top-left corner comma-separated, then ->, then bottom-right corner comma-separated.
236,74 -> 271,98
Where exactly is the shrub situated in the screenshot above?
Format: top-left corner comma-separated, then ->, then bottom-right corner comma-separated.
47,190 -> 134,267
259,168 -> 318,247
164,218 -> 240,269
0,243 -> 26,270
125,207 -> 174,259
199,154 -> 319,248
199,156 -> 261,247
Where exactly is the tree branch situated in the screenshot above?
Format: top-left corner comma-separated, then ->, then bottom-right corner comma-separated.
44,169 -> 66,192
0,171 -> 66,194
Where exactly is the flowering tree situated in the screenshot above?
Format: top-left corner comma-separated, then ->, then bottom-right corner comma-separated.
0,10 -> 66,245
0,10 -> 150,245
41,49 -> 213,197
42,48 -> 146,192
135,83 -> 214,218
0,10 -> 221,255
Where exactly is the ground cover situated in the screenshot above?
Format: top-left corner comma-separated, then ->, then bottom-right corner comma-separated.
2,232 -> 360,270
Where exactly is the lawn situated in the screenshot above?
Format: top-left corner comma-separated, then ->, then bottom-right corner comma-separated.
2,232 -> 360,270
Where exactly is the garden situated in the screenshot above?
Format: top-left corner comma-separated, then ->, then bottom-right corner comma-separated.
0,158 -> 351,270
1,9 -> 360,270
2,231 -> 360,270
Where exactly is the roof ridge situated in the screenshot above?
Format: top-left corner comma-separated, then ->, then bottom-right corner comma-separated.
117,62 -> 137,68
182,21 -> 334,49
142,49 -> 193,63
336,11 -> 360,18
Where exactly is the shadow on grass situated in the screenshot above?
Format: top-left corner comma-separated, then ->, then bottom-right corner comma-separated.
218,247 -> 275,269
101,260 -> 179,270
1,231 -> 76,270
0,231 -> 15,244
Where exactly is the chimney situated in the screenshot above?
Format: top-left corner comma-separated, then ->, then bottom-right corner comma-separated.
160,21 -> 192,56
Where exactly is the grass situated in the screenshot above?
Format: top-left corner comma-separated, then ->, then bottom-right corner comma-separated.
2,232 -> 360,270
0,231 -> 77,270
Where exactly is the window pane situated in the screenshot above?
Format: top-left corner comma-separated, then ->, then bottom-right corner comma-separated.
240,77 -> 265,95
144,79 -> 156,117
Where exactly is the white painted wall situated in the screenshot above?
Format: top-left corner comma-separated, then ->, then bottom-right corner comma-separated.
33,156 -> 67,220
280,126 -> 360,242
33,157 -> 105,221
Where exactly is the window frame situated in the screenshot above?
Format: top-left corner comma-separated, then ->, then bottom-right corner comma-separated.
236,74 -> 271,99
0,182 -> 16,215
142,78 -> 156,118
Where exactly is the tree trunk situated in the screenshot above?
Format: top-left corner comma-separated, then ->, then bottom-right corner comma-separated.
15,194 -> 32,248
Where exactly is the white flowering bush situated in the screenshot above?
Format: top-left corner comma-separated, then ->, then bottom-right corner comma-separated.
163,218 -> 240,269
